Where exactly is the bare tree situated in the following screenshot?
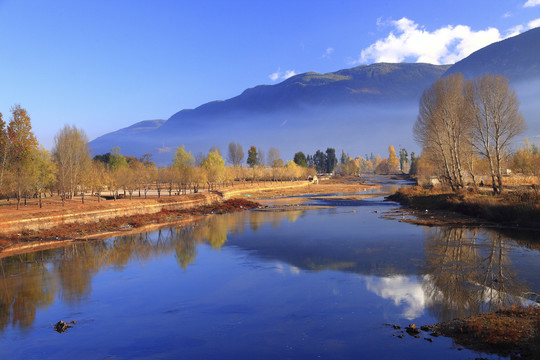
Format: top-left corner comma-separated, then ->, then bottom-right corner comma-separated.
468,74 -> 526,193
227,142 -> 244,166
267,147 -> 281,167
52,125 -> 91,202
257,147 -> 265,167
414,74 -> 471,190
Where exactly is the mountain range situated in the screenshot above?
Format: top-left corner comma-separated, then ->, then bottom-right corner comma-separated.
89,27 -> 540,164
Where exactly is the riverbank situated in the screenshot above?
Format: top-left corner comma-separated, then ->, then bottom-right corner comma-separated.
389,307 -> 540,359
0,178 -> 377,255
387,185 -> 540,230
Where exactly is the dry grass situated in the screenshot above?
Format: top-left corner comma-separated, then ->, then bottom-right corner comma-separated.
461,306 -> 540,348
431,306 -> 540,358
389,185 -> 540,229
504,175 -> 540,187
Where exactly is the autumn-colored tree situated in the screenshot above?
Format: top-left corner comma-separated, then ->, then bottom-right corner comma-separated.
172,145 -> 195,194
374,159 -> 390,174
29,147 -> 57,208
7,105 -> 38,208
387,145 -> 399,173
87,160 -> 107,202
193,166 -> 207,192
511,140 -> 540,176
201,149 -> 225,190
336,158 -> 360,176
0,112 -> 9,193
162,166 -> 176,196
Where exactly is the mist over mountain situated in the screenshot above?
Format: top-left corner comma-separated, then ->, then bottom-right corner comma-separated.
89,63 -> 447,163
89,28 -> 540,164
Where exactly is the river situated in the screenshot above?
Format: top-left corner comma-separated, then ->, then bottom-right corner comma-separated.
1,178 -> 539,359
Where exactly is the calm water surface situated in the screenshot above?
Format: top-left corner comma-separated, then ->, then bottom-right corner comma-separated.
1,180 -> 539,359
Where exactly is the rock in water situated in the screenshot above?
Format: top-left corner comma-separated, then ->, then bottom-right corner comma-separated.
54,320 -> 75,333
406,324 -> 421,336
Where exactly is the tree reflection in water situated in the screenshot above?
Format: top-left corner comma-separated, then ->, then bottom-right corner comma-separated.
423,227 -> 528,322
3,210 -> 530,333
0,210 -> 304,331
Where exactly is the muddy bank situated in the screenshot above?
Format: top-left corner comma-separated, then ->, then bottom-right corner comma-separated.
0,198 -> 260,257
387,186 -> 540,230
0,179 -> 378,256
388,307 -> 540,359
0,192 -> 222,237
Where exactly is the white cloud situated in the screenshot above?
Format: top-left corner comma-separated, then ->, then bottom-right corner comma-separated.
157,146 -> 171,153
323,47 -> 334,58
268,68 -> 297,82
269,71 -> 280,81
508,24 -> 525,36
503,12 -> 512,18
524,0 -> 540,7
529,17 -> 540,28
283,70 -> 297,78
507,17 -> 540,37
356,18 -> 502,65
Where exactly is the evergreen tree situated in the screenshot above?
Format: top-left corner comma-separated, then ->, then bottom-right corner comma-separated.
340,150 -> 349,165
306,154 -> 314,168
326,148 -> 337,173
313,150 -> 327,173
293,152 -> 307,167
247,146 -> 258,167
399,148 -> 409,171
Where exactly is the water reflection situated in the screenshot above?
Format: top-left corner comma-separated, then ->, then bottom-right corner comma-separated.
423,227 -> 529,321
0,210 -> 306,332
0,254 -> 56,331
366,275 -> 426,320
0,208 -> 538,334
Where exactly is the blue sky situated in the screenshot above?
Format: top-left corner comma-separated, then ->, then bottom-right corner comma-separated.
0,0 -> 539,149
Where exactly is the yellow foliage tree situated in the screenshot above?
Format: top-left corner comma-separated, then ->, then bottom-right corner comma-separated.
388,145 -> 399,172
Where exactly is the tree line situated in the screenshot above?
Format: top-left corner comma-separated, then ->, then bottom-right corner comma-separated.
0,112 -> 323,208
1,104 -> 423,210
